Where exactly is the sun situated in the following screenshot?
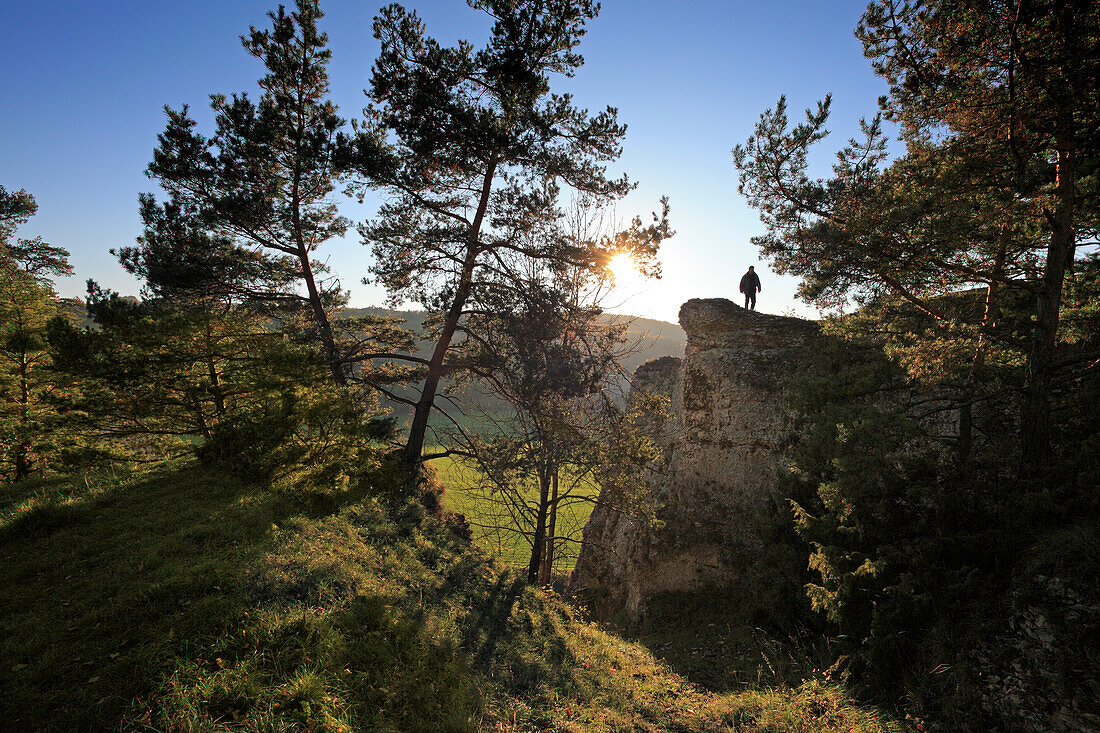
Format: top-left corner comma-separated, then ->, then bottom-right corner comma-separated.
608,252 -> 637,283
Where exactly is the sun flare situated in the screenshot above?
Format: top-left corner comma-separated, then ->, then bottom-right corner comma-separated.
608,252 -> 637,283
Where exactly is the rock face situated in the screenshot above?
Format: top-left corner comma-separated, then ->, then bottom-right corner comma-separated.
571,298 -> 821,621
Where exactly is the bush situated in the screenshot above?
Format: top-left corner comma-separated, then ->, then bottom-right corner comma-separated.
197,388 -> 396,488
196,396 -> 298,480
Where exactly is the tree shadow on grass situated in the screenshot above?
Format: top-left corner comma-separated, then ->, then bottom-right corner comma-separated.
452,565 -> 583,703
462,570 -> 529,669
0,461 -> 374,730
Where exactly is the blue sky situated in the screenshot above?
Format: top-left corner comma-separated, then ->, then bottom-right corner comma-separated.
1,0 -> 891,323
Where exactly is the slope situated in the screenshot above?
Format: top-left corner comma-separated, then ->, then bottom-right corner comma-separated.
0,460 -> 906,732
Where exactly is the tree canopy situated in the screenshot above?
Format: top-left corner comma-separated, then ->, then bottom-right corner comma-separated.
351,0 -> 669,468
0,189 -> 78,481
734,0 -> 1100,470
131,0 -> 358,386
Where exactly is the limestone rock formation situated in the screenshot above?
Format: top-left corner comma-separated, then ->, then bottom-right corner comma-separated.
571,298 -> 821,621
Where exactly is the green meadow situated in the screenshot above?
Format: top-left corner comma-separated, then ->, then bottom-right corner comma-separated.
432,454 -> 599,572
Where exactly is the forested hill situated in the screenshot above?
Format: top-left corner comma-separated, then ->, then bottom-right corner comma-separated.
605,313 -> 689,373
339,308 -> 687,375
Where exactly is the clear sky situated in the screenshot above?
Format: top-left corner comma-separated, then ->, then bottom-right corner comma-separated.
1,0 -> 892,324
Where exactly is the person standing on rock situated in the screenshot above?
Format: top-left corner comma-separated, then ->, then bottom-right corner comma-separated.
739,266 -> 761,311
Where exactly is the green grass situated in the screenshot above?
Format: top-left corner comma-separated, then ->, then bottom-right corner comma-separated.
433,454 -> 599,572
1,460 -> 909,732
1,463 -> 478,731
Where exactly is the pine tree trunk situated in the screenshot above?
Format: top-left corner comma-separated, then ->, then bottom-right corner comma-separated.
295,247 -> 345,387
404,270 -> 471,466
207,358 -> 225,419
959,240 -> 1005,464
193,394 -> 211,441
15,347 -> 30,481
538,469 -> 559,587
528,467 -> 552,584
404,154 -> 498,469
289,110 -> 345,388
1022,143 -> 1075,472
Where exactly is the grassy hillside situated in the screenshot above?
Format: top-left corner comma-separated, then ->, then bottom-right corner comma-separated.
1,461 -> 908,732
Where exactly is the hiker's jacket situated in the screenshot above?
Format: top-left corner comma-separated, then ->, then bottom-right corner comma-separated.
739,271 -> 761,294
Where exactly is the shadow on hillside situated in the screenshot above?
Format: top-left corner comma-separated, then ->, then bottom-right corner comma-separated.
631,591 -> 836,694
463,571 -> 529,669
0,462 -> 363,730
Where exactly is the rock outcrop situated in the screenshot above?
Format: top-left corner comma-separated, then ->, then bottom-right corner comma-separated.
569,298 -> 1100,733
571,298 -> 821,621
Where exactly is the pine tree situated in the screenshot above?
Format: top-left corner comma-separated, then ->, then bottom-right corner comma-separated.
856,0 -> 1100,468
351,0 -> 667,469
734,0 -> 1100,471
0,188 -> 75,481
138,0 -> 355,386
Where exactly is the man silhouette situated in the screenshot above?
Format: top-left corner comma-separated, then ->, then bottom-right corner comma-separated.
739,265 -> 761,311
